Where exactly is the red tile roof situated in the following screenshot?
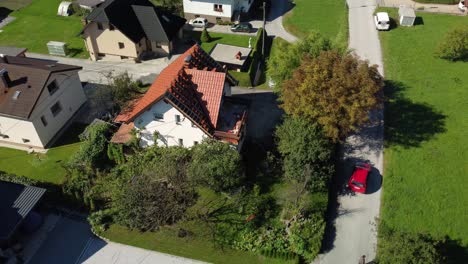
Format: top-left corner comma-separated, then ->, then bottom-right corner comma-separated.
185,69 -> 225,128
110,122 -> 135,144
114,44 -> 237,135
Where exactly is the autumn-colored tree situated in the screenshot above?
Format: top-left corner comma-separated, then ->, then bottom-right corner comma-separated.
281,50 -> 383,141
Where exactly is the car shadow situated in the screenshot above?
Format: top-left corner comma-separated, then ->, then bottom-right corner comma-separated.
365,167 -> 382,195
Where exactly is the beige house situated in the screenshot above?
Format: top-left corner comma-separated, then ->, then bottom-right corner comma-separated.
80,0 -> 186,61
0,56 -> 87,149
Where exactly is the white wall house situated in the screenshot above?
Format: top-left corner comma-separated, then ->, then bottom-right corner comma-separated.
0,56 -> 86,149
183,0 -> 254,23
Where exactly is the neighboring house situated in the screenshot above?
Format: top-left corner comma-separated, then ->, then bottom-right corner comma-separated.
183,0 -> 254,23
0,56 -> 86,149
80,0 -> 186,61
112,44 -> 249,149
0,180 -> 46,247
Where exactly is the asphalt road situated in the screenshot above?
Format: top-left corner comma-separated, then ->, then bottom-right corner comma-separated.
313,0 -> 384,263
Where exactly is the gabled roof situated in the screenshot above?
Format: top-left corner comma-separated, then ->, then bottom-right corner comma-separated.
0,56 -> 82,119
84,0 -> 186,43
0,181 -> 46,241
115,45 -> 238,134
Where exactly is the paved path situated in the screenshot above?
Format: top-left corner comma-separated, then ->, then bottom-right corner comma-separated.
26,53 -> 179,84
313,0 -> 384,263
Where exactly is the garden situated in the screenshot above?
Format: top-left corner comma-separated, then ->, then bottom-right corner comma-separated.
377,8 -> 468,263
0,0 -> 87,58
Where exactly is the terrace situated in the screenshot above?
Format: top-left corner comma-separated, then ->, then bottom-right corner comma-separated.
214,97 -> 248,146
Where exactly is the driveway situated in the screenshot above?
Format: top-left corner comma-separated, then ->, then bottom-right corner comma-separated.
24,214 -> 205,264
313,0 -> 384,263
26,53 -> 179,85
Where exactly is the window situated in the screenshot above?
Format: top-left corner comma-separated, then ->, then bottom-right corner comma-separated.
41,116 -> 48,126
153,113 -> 164,120
214,4 -> 223,12
97,22 -> 103,30
195,15 -> 200,18
22,138 -> 30,143
191,122 -> 197,128
118,42 -> 125,49
120,56 -> 128,59
175,115 -> 181,124
50,102 -> 62,117
178,138 -> 184,146
109,24 -> 115,30
155,43 -> 162,48
0,134 -> 9,139
193,141 -> 199,145
47,80 -> 58,95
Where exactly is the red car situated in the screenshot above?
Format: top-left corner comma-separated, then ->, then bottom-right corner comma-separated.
347,162 -> 372,193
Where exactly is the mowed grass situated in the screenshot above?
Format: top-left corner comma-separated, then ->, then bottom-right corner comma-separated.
0,123 -> 85,184
284,0 -> 348,44
379,9 -> 468,245
0,0 -> 87,58
185,31 -> 256,53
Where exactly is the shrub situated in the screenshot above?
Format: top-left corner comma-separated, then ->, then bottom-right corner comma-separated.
436,27 -> 468,61
201,27 -> 212,43
0,170 -> 38,186
288,214 -> 326,261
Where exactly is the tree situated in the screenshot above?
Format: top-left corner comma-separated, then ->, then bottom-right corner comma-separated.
378,230 -> 442,264
187,140 -> 243,192
276,117 -> 334,191
201,27 -> 212,43
114,147 -> 196,231
151,0 -> 183,14
268,32 -> 334,93
103,71 -> 140,113
281,50 -> 383,141
436,27 -> 468,61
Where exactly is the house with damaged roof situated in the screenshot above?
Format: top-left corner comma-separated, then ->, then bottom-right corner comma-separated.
0,56 -> 86,149
112,44 -> 249,149
80,0 -> 186,61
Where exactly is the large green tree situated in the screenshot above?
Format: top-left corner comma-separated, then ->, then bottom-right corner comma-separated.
268,32 -> 334,93
276,117 -> 334,192
281,50 -> 383,141
436,27 -> 468,61
187,140 -> 244,192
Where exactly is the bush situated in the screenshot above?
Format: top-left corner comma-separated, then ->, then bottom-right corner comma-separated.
0,170 -> 38,186
377,225 -> 442,264
436,27 -> 468,61
201,27 -> 212,43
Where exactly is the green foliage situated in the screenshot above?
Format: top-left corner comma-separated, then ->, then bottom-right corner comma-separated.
268,32 -> 334,93
104,71 -> 140,112
73,122 -> 112,168
0,170 -> 39,186
288,214 -> 326,261
107,143 -> 125,164
201,27 -> 212,43
436,27 -> 468,61
113,147 -> 196,231
281,51 -> 383,141
188,140 -> 244,192
276,117 -> 334,191
88,209 -> 115,235
377,226 -> 442,264
150,0 -> 183,14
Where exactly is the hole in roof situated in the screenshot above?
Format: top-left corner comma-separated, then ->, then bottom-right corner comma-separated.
12,90 -> 21,100
184,55 -> 192,63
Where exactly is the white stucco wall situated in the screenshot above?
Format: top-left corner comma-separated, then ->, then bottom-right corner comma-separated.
0,71 -> 87,148
183,0 -> 234,18
134,100 -> 208,148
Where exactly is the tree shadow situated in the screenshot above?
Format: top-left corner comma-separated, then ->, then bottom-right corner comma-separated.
439,238 -> 468,264
67,48 -> 84,58
0,7 -> 12,20
384,80 -> 446,148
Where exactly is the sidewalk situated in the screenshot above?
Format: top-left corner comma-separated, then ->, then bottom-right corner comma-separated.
378,0 -> 467,15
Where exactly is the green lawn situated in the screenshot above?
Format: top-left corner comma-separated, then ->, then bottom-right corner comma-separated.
0,0 -> 87,58
0,123 -> 85,184
413,0 -> 458,3
379,9 -> 468,247
284,0 -> 348,44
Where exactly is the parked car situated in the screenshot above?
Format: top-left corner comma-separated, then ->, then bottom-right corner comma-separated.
189,17 -> 208,28
374,12 -> 390,31
347,162 -> 372,193
231,22 -> 253,33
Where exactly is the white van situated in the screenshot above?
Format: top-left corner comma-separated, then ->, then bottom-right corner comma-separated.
189,18 -> 208,28
374,12 -> 390,31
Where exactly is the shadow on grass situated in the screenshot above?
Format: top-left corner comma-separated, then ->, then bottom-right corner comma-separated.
51,122 -> 87,147
414,17 -> 424,26
439,238 -> 468,264
67,47 -> 84,58
384,80 -> 446,148
0,7 -> 12,19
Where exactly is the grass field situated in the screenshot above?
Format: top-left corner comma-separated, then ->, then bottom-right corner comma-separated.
0,123 -> 85,184
0,0 -> 87,58
283,0 -> 348,44
413,0 -> 458,3
379,9 -> 468,247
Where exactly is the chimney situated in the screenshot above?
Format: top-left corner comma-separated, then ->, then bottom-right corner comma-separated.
235,51 -> 242,60
0,68 -> 11,92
